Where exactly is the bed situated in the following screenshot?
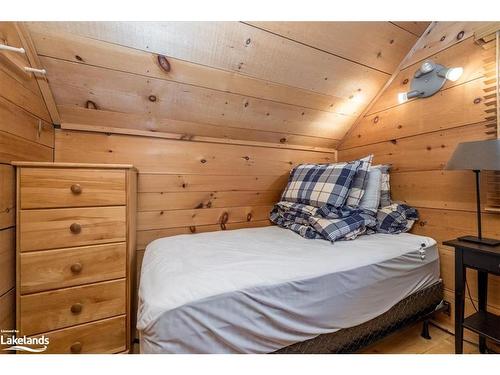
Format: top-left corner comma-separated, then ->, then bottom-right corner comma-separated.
137,226 -> 442,354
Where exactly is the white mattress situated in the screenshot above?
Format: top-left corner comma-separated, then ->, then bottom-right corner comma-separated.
138,226 -> 440,353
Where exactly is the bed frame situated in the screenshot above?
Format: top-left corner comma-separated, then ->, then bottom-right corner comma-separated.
274,280 -> 444,354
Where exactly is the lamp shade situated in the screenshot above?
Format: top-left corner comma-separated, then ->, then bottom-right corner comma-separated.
445,139 -> 500,171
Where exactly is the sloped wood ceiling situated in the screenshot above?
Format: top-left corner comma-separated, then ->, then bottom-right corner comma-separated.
26,21 -> 429,149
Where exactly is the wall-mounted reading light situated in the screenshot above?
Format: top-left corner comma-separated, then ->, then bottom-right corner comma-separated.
397,60 -> 463,104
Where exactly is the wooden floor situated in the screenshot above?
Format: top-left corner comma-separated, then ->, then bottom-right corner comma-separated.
132,322 -> 480,354
360,322 -> 479,354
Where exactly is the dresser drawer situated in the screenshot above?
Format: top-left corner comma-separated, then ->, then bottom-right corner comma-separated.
20,279 -> 126,335
19,206 -> 126,252
19,168 -> 126,209
29,316 -> 127,354
20,243 -> 126,294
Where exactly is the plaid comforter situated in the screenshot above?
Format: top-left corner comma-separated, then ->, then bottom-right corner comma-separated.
270,201 -> 418,243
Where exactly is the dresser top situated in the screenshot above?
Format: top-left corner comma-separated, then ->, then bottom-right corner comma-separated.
12,161 -> 136,170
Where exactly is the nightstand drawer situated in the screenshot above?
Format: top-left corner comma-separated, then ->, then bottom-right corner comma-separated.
20,279 -> 126,336
29,316 -> 127,354
19,206 -> 126,252
463,251 -> 500,275
20,168 -> 126,209
20,243 -> 126,294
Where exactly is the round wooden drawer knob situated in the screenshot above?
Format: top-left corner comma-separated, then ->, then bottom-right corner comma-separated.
70,184 -> 82,194
70,341 -> 82,354
70,303 -> 83,314
70,223 -> 81,234
70,263 -> 82,274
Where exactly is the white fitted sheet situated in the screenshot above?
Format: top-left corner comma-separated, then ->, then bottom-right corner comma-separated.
138,226 -> 440,353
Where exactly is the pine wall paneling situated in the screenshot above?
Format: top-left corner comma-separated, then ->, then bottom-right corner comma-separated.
12,20 -> 500,349
245,22 -> 420,74
0,22 -> 53,353
26,21 -> 391,99
390,22 -> 431,37
26,22 -> 424,150
338,24 -> 500,341
54,128 -> 337,320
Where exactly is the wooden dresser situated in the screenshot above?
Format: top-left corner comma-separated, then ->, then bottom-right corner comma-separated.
13,162 -> 137,354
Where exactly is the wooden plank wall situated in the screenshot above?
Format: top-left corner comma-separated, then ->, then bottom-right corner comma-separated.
0,22 -> 53,352
25,22 -> 426,149
54,129 -> 336,292
25,22 -> 426,296
338,22 -> 500,340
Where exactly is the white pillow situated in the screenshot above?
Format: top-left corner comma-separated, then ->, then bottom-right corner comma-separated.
358,167 -> 382,210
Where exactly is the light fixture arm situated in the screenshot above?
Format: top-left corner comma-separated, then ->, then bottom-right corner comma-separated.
397,60 -> 463,103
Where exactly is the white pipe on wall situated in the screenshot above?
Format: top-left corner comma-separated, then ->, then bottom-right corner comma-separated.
0,43 -> 25,54
23,66 -> 46,75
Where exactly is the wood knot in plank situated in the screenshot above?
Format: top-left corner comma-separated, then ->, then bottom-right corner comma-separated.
148,95 -> 157,102
85,100 -> 98,110
456,31 -> 464,40
473,98 -> 482,104
180,134 -> 194,141
157,55 -> 171,73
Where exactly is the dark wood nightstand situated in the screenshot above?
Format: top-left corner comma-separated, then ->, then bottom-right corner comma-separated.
443,239 -> 500,354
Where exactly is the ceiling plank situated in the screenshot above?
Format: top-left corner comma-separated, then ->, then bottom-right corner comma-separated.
27,22 -> 388,101
41,57 -> 356,140
246,21 -> 418,74
391,22 -> 431,37
29,29 -> 360,116
401,22 -> 493,69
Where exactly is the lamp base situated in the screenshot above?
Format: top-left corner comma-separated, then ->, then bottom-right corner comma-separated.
458,235 -> 500,246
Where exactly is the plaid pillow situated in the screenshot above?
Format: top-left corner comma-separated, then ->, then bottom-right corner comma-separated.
281,161 -> 361,208
376,203 -> 418,234
345,155 -> 373,208
309,209 -> 376,242
372,164 -> 392,207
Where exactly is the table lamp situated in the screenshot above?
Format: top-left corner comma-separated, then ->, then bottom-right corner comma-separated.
445,139 -> 500,246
